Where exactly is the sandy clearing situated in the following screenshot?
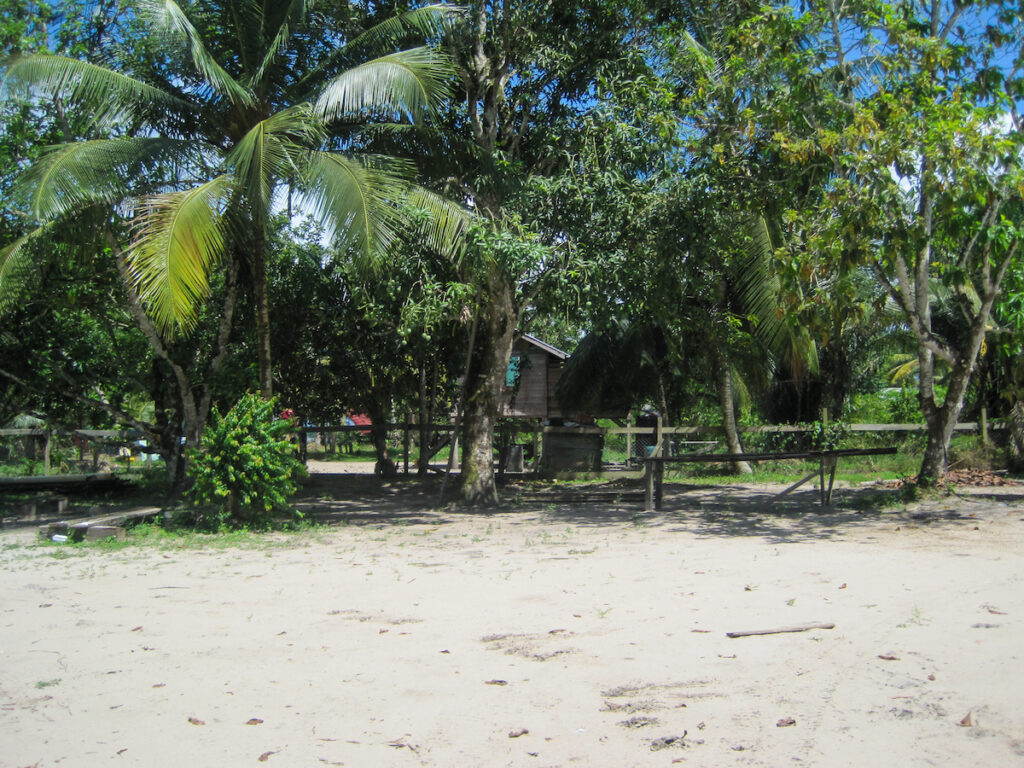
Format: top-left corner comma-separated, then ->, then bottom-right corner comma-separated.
2,477 -> 1023,767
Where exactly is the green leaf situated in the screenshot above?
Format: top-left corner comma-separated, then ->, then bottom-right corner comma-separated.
3,54 -> 189,123
314,47 -> 452,123
298,152 -> 411,257
139,0 -> 256,108
14,138 -> 194,221
126,175 -> 234,335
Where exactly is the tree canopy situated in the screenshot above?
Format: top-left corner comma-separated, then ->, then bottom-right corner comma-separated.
2,0 -> 1022,496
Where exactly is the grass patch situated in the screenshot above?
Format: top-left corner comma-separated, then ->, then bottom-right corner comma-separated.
32,517 -> 328,554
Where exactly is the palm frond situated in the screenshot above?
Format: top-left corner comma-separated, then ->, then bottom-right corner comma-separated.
299,152 -> 413,258
14,138 -> 194,221
125,175 -> 233,335
347,4 -> 466,51
403,185 -> 472,261
676,29 -> 716,77
139,0 -> 255,108
0,224 -> 53,314
2,54 -> 188,123
227,105 -> 323,216
732,215 -> 784,348
731,214 -> 819,375
249,0 -> 313,86
888,355 -> 918,384
314,47 -> 453,124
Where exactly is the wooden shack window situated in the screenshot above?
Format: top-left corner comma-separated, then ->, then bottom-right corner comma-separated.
506,353 -> 521,387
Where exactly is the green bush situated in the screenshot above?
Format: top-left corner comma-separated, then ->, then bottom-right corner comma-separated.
845,392 -> 892,424
186,393 -> 305,529
888,387 -> 921,423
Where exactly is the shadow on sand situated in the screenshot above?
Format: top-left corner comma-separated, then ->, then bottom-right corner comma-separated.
293,471 -> 1024,543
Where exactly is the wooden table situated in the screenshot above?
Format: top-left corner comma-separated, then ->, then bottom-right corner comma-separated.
643,447 -> 898,511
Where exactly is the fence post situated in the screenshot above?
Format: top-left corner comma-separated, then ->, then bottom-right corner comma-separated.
626,412 -> 633,464
533,422 -> 541,475
403,418 -> 411,475
654,413 -> 664,509
644,459 -> 654,512
980,406 -> 989,447
43,428 -> 52,475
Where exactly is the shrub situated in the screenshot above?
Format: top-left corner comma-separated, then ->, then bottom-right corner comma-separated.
186,393 -> 305,528
888,386 -> 921,423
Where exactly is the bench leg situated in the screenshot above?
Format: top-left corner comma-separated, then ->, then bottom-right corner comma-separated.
777,470 -> 819,499
825,458 -> 838,506
644,460 -> 654,513
655,461 -> 664,510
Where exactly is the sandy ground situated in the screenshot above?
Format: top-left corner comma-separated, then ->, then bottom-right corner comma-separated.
2,467 -> 1024,767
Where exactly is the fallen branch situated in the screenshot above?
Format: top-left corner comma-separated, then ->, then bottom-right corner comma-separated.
726,622 -> 835,638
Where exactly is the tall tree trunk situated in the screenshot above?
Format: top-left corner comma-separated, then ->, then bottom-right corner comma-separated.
460,269 -> 516,504
252,222 -> 274,398
417,362 -> 430,476
917,320 -> 989,485
712,345 -> 752,475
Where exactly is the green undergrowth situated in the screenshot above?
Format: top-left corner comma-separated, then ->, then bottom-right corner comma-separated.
307,446 -> 378,462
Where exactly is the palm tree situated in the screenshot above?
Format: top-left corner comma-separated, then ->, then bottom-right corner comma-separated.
2,0 -> 466,397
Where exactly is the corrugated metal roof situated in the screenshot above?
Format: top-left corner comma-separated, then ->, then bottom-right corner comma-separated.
519,333 -> 569,360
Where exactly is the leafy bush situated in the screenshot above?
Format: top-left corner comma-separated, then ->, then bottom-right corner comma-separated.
845,393 -> 892,424
186,393 -> 305,529
808,420 -> 849,451
888,387 -> 921,423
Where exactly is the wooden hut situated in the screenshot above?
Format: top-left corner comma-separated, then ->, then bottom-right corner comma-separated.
499,334 -> 568,420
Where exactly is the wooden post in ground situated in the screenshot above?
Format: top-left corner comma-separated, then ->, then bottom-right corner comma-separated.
44,428 -> 52,475
654,413 -> 664,509
533,422 -> 541,475
626,412 -> 633,464
644,459 -> 655,512
403,416 -> 411,475
818,408 -> 829,503
980,406 -> 990,447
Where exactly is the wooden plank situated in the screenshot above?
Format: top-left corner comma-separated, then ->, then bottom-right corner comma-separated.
83,525 -> 126,541
42,506 -> 161,541
0,473 -> 130,493
777,470 -> 820,498
648,447 -> 898,464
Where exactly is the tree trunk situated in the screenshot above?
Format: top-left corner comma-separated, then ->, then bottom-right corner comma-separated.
366,403 -> 397,477
917,349 -> 979,486
822,337 -> 849,420
418,363 -> 430,476
712,346 -> 752,475
252,222 -> 274,398
914,266 -> 996,486
460,269 -> 516,504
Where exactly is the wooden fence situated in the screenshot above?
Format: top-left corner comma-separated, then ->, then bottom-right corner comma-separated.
0,418 -> 1007,476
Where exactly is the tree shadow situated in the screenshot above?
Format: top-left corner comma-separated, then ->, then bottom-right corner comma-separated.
649,482 -> 1016,544
291,472 -> 1022,541
294,471 -> 459,527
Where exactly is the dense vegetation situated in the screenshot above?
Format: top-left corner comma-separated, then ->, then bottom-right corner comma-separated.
1,0 -> 1022,508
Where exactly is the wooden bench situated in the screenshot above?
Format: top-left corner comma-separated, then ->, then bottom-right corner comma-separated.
643,447 -> 898,511
40,507 -> 162,542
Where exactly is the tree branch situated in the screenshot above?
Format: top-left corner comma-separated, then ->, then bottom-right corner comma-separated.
0,365 -> 162,451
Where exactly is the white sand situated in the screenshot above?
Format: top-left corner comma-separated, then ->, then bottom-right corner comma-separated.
2,479 -> 1023,767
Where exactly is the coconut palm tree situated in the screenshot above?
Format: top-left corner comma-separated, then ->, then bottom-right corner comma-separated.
2,0 -> 466,396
